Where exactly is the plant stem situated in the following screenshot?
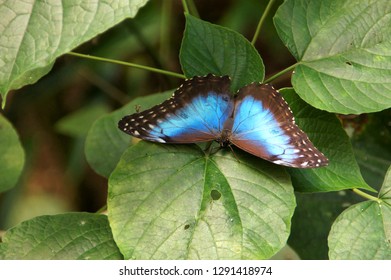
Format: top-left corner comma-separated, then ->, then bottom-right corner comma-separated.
67,52 -> 186,79
352,188 -> 381,203
160,0 -> 172,61
78,69 -> 130,105
264,63 -> 298,83
186,0 -> 200,18
251,0 -> 276,45
181,0 -> 190,14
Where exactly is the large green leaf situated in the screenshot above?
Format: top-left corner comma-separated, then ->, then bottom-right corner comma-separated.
280,88 -> 373,192
0,114 -> 25,193
85,91 -> 172,178
108,142 -> 295,259
180,14 -> 264,92
274,0 -> 391,114
0,213 -> 123,260
0,0 -> 149,107
328,166 -> 391,259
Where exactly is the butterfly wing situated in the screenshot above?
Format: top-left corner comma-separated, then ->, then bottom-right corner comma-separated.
230,83 -> 328,168
118,74 -> 234,143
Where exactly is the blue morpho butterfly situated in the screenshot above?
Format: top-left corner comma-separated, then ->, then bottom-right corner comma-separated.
118,74 -> 328,168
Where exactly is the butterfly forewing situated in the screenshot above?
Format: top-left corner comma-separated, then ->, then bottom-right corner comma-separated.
118,74 -> 234,143
230,83 -> 328,168
119,74 -> 328,169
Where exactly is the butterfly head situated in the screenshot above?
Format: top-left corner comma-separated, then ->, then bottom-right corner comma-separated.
216,129 -> 232,148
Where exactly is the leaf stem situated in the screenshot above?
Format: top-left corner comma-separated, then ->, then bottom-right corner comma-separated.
96,204 -> 107,214
67,52 -> 186,79
186,0 -> 200,18
264,63 -> 298,83
251,0 -> 276,45
352,188 -> 381,203
181,0 -> 190,14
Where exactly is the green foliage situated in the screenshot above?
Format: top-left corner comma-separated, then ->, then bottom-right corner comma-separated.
0,115 -> 24,192
85,91 -> 173,177
274,0 -> 391,114
288,191 -> 361,259
0,0 -> 149,107
352,110 -> 391,189
0,213 -> 122,259
0,0 -> 390,260
56,103 -> 110,138
281,89 -> 373,192
108,142 -> 295,259
328,166 -> 391,259
180,14 -> 265,91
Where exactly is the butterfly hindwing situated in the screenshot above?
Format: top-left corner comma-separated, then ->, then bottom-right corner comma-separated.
118,74 -> 234,143
230,83 -> 328,168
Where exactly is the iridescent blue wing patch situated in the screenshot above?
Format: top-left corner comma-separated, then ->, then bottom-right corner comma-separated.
230,83 -> 328,168
118,74 -> 234,143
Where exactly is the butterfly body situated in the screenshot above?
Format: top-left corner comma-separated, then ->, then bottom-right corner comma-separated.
119,74 -> 328,168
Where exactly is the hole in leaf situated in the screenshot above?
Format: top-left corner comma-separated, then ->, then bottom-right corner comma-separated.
210,189 -> 221,200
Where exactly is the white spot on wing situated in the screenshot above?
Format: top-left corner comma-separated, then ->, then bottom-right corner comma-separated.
273,160 -> 286,165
